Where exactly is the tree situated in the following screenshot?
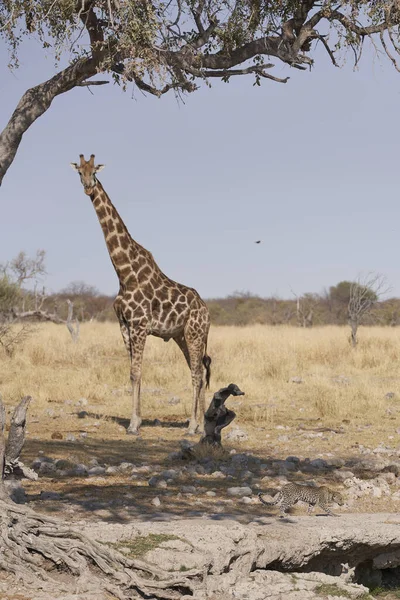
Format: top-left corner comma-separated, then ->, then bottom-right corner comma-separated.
348,273 -> 387,347
2,0 -> 400,184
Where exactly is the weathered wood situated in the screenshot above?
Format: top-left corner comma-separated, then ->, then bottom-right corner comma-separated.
201,383 -> 245,446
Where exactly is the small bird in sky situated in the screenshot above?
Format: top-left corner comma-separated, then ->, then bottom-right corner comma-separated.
254,240 -> 261,244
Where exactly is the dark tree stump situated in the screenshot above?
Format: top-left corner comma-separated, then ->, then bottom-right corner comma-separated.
0,394 -> 203,599
201,383 -> 245,446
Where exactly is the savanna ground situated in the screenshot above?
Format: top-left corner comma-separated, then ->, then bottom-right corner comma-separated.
2,323 -> 400,597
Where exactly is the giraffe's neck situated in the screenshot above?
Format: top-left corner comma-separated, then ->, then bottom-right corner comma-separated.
90,181 -> 144,286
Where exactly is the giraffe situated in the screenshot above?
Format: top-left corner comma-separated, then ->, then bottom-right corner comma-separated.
70,154 -> 211,435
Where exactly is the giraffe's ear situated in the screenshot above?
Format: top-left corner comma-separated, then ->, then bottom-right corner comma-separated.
70,163 -> 79,171
95,164 -> 105,172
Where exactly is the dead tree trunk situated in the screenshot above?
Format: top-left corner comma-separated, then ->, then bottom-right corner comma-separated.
201,383 -> 245,446
0,394 -> 203,599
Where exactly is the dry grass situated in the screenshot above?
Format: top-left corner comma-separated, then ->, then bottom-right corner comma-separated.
1,322 -> 400,428
1,322 -> 400,525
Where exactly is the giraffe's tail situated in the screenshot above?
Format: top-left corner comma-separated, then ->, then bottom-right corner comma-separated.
202,354 -> 211,389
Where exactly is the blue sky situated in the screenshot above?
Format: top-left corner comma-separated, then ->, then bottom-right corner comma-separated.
1,37 -> 400,299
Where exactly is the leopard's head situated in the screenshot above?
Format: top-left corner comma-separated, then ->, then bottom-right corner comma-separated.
332,491 -> 344,506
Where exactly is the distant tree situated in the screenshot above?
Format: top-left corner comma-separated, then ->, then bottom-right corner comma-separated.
3,0 -> 400,185
348,274 -> 388,347
60,281 -> 99,297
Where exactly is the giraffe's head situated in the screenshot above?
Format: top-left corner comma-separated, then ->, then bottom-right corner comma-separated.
70,154 -> 105,195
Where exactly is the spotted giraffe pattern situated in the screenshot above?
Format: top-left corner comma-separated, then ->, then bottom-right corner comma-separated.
71,155 -> 211,435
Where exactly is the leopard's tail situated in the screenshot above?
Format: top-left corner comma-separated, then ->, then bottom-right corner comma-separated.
258,491 -> 281,506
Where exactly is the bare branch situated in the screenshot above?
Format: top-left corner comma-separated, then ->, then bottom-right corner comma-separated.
78,79 -> 110,86
317,35 -> 339,66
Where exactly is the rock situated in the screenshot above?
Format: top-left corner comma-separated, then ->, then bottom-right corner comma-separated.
310,458 -> 327,469
289,376 -> 303,384
181,485 -> 196,494
168,396 -> 181,405
386,392 -> 396,400
277,435 -> 289,442
106,465 -> 119,475
333,469 -> 355,482
241,496 -> 253,504
325,457 -> 345,468
285,456 -> 300,464
148,477 -> 167,489
161,469 -> 179,480
225,428 -> 249,442
227,486 -> 252,497
39,461 -> 57,476
76,397 -> 88,406
211,470 -> 226,479
55,459 -> 75,471
51,431 -> 63,440
83,513 -> 395,600
74,463 -> 88,476
88,466 -> 106,476
151,497 -> 161,507
65,433 -> 76,442
119,462 -> 134,471
206,491 -> 217,497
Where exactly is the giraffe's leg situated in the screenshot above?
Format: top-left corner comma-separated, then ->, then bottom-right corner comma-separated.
174,334 -> 200,434
118,319 -> 131,355
127,328 -> 147,436
185,338 -> 206,435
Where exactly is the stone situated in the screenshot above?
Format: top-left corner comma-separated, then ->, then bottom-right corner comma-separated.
241,496 -> 253,504
227,486 -> 252,497
386,392 -> 396,400
333,470 -> 355,482
181,485 -> 196,494
55,459 -> 75,471
65,433 -> 76,442
161,469 -> 179,480
310,458 -> 327,469
74,463 -> 88,476
285,456 -> 300,464
119,462 -> 134,471
168,396 -> 181,405
151,496 -> 161,507
206,491 -> 217,497
289,376 -> 303,384
225,427 -> 249,442
88,466 -> 106,476
211,470 -> 226,479
39,461 -> 57,476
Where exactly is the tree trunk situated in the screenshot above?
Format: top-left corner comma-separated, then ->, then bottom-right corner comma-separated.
349,318 -> 358,348
201,384 -> 244,446
0,57 -> 100,186
0,395 -> 203,598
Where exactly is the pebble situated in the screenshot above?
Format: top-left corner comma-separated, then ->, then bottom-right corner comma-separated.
181,485 -> 196,494
88,466 -> 106,476
152,496 -> 161,507
225,428 -> 249,442
227,486 -> 252,497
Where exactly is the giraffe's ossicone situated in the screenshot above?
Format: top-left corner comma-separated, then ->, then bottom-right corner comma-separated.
71,154 -> 211,435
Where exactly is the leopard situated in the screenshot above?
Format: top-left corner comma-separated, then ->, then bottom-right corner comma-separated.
258,482 -> 344,517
